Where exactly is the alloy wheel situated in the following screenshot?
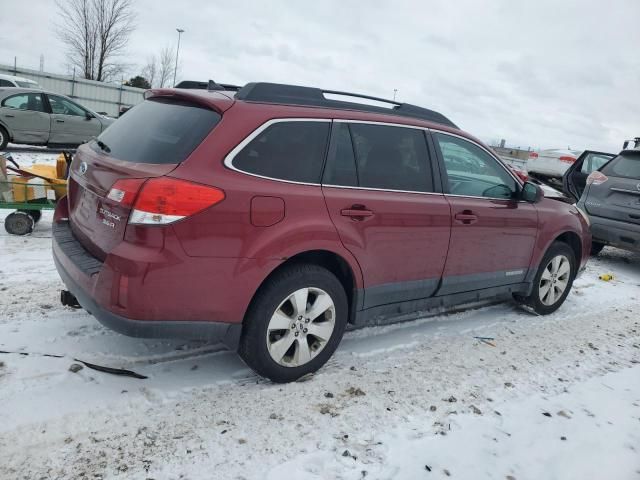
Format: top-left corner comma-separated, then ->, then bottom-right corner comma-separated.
539,255 -> 571,306
266,287 -> 336,367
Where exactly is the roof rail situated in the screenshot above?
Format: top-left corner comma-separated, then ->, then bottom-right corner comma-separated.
235,82 -> 458,129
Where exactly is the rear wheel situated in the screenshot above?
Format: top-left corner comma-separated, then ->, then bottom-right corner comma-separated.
0,126 -> 8,150
515,242 -> 576,315
239,264 -> 348,383
590,241 -> 605,256
4,211 -> 35,235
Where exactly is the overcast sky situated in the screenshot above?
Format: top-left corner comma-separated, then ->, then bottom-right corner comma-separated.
1,0 -> 638,152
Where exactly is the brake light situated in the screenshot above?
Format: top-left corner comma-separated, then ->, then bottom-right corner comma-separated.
559,155 -> 576,164
107,178 -> 147,207
586,171 -> 608,186
529,152 -> 538,159
129,177 -> 225,225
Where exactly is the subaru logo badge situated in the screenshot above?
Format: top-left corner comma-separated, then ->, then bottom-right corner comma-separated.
79,161 -> 88,175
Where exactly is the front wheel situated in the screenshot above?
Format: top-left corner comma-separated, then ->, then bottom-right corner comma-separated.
515,242 -> 576,315
239,264 -> 348,383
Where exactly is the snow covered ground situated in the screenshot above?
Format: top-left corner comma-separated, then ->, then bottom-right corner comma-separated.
0,152 -> 639,479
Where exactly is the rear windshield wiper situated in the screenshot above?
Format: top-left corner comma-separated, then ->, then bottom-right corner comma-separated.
92,137 -> 111,154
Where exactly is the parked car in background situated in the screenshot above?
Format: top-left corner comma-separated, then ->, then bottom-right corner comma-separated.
0,74 -> 41,89
0,88 -> 114,149
527,148 -> 583,180
53,82 -> 591,383
566,146 -> 640,255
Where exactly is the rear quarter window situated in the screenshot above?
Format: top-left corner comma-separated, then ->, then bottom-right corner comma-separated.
601,152 -> 640,179
231,120 -> 330,183
95,98 -> 221,164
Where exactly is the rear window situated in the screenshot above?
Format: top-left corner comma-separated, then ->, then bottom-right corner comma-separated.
601,152 -> 640,179
232,121 -> 330,183
95,98 -> 220,164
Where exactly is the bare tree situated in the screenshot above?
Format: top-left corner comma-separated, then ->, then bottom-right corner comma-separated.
56,0 -> 136,82
157,46 -> 176,87
141,55 -> 157,87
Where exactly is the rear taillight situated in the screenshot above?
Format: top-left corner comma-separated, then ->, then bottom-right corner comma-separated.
586,171 -> 608,186
129,177 -> 225,225
107,178 -> 147,207
559,155 -> 576,164
529,152 -> 538,159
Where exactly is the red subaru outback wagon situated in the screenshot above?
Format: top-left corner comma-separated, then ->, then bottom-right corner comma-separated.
53,82 -> 591,382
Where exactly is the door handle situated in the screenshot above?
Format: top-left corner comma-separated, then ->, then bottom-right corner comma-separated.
4,114 -> 14,118
341,205 -> 374,220
56,119 -> 65,123
454,210 -> 478,225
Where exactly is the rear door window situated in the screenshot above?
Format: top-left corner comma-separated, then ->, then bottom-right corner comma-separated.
322,122 -> 358,186
348,123 -> 433,192
601,152 -> 640,179
232,120 -> 330,183
95,98 -> 221,164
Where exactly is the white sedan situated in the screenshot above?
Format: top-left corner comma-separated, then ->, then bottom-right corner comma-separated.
526,148 -> 582,179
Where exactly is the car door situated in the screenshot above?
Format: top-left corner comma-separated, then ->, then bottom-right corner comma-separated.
432,132 -> 538,295
0,92 -> 50,144
563,150 -> 615,201
322,121 -> 451,308
46,94 -> 101,145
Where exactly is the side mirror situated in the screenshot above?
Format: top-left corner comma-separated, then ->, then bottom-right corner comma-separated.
85,111 -> 94,120
521,181 -> 544,203
623,140 -> 630,149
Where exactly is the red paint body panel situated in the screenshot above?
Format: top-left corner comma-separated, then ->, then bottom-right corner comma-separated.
444,197 -> 538,277
323,186 -> 451,290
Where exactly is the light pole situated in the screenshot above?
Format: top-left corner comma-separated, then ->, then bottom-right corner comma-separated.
393,89 -> 398,102
173,28 -> 185,87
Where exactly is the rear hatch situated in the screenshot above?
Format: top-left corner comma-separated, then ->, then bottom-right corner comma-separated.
583,150 -> 640,226
67,97 -> 223,260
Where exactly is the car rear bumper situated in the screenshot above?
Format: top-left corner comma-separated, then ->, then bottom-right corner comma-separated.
589,214 -> 640,252
52,220 -> 242,349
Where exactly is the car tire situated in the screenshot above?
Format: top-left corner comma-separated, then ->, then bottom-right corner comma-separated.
238,264 -> 348,383
590,241 -> 605,256
0,126 -> 8,150
515,242 -> 576,315
4,211 -> 35,235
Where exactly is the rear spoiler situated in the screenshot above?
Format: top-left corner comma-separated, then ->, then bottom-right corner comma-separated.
174,80 -> 240,92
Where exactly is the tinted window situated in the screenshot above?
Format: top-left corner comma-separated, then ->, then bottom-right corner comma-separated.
601,152 -> 640,179
0,79 -> 14,87
1,93 -> 45,112
95,98 -> 221,164
233,121 -> 330,183
349,123 -> 432,192
435,133 -> 517,199
323,123 -> 357,186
